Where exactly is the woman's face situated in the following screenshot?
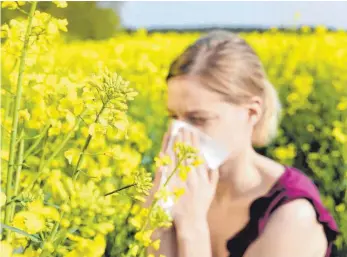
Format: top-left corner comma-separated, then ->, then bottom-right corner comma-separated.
167,75 -> 261,159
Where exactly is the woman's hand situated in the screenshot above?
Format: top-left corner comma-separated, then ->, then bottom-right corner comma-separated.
168,127 -> 219,230
144,127 -> 178,257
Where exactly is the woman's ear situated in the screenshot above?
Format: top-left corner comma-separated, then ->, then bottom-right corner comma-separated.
247,96 -> 263,126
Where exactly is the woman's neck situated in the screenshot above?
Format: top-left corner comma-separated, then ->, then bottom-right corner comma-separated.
215,147 -> 264,204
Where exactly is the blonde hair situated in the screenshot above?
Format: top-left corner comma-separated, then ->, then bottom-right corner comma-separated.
167,30 -> 282,147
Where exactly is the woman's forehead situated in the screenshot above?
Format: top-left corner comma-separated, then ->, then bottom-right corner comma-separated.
167,76 -> 222,112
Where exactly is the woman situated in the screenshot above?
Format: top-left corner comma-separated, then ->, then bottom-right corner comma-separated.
145,30 -> 339,257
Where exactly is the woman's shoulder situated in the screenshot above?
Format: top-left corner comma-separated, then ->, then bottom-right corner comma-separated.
260,165 -> 340,255
227,165 -> 340,257
276,165 -> 325,197
263,165 -> 339,230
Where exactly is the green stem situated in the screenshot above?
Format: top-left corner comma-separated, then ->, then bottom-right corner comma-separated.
40,104 -> 102,256
72,134 -> 92,180
9,128 -> 25,224
40,111 -> 100,256
23,123 -> 51,159
132,155 -> 186,257
14,130 -> 25,194
37,132 -> 49,174
104,183 -> 136,196
44,111 -> 86,168
141,157 -> 184,233
111,201 -> 135,256
72,104 -> 106,180
39,213 -> 65,257
4,1 -> 37,238
20,109 -> 87,196
2,96 -> 11,150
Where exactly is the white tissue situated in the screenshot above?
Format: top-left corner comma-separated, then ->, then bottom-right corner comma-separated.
157,119 -> 230,217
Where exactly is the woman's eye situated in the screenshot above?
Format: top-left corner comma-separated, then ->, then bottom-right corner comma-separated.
169,114 -> 178,119
189,117 -> 206,125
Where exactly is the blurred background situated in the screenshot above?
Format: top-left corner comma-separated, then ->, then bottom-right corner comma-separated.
2,1 -> 347,40
117,1 -> 347,31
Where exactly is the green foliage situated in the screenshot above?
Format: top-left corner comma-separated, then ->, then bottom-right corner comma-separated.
0,1 -> 121,40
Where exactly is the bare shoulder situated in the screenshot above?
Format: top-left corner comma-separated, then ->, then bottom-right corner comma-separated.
270,198 -> 318,222
245,199 -> 328,257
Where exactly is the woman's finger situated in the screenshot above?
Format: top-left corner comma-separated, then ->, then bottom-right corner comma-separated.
182,127 -> 191,145
191,130 -> 200,149
160,132 -> 169,153
163,121 -> 175,153
209,168 -> 220,188
197,157 -> 209,183
190,130 -> 208,182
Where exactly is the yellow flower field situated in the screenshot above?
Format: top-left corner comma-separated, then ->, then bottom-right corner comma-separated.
1,1 -> 346,257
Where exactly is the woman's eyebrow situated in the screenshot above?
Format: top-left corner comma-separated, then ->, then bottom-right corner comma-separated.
185,110 -> 207,115
187,110 -> 220,119
167,108 -> 216,117
167,108 -> 175,114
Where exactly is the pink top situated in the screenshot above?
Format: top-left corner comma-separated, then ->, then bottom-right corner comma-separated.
226,166 -> 340,257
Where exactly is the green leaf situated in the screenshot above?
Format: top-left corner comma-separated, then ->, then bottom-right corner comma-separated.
1,223 -> 41,242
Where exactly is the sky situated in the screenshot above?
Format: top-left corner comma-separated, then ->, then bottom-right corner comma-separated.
100,1 -> 347,30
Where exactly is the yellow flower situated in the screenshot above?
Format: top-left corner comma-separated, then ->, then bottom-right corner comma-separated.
12,211 -> 45,234
88,123 -> 107,137
301,25 -> 311,33
178,165 -> 191,181
0,240 -> 12,257
60,203 -> 71,213
315,25 -> 327,34
1,24 -> 9,38
154,187 -> 171,202
57,18 -> 68,32
128,243 -> 140,256
64,148 -> 80,165
336,204 -> 345,213
155,154 -> 172,168
95,222 -> 114,234
53,1 -> 68,8
332,127 -> 346,143
48,120 -> 62,136
66,233 -> 106,257
19,109 -> 31,121
73,217 -> 82,226
269,27 -> 278,33
43,242 -> 55,254
2,1 -> 19,9
273,144 -> 296,160
173,187 -> 185,201
192,156 -> 204,167
337,99 -> 347,111
27,200 -> 60,221
152,239 -> 161,250
293,74 -> 313,97
61,218 -> 70,228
